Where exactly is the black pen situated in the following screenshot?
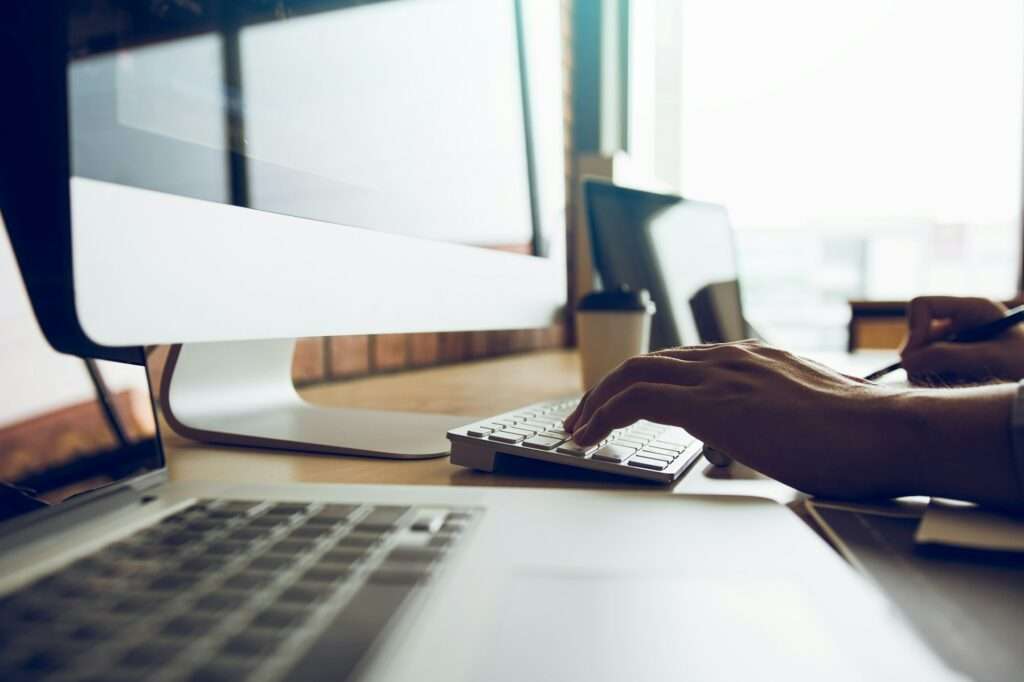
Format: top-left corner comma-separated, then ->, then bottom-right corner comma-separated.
864,304 -> 1024,381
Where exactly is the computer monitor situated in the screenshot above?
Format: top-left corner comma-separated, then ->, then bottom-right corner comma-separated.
0,0 -> 565,457
584,180 -> 751,350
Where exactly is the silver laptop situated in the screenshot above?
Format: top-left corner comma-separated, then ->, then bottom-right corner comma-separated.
0,341 -> 963,681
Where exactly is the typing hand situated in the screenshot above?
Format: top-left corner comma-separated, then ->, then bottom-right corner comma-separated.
563,341 -> 919,500
900,296 -> 1024,383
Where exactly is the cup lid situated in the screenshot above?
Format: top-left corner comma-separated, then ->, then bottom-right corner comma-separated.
577,287 -> 656,313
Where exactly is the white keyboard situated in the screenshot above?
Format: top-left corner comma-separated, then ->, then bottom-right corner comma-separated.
447,398 -> 704,484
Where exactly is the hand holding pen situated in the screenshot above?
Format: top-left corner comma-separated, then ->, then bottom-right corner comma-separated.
865,297 -> 1024,382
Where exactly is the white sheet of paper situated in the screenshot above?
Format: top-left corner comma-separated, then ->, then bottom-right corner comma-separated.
915,500 -> 1024,552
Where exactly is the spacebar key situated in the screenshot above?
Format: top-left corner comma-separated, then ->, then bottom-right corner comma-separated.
284,581 -> 417,681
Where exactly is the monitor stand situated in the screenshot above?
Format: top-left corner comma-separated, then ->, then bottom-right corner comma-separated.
159,339 -> 470,459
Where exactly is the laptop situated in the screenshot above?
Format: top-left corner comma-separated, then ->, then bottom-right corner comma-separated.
0,334 -> 963,682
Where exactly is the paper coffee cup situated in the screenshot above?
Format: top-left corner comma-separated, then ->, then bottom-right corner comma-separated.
576,288 -> 656,391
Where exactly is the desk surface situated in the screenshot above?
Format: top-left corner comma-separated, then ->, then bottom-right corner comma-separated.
164,349 -> 797,502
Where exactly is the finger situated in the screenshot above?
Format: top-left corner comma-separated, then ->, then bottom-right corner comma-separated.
901,341 -> 997,379
573,382 -> 692,445
569,355 -> 702,435
904,297 -> 1005,352
563,388 -> 593,431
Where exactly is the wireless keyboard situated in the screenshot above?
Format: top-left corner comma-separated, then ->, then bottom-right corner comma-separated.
447,398 -> 704,484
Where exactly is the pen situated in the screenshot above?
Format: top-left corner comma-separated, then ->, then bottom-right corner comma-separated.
864,304 -> 1024,381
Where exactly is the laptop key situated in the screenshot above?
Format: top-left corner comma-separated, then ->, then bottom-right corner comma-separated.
162,614 -> 221,638
251,605 -> 310,630
195,592 -> 249,612
300,566 -> 351,585
120,640 -> 186,669
222,572 -> 277,591
266,538 -> 319,555
315,504 -> 359,521
357,506 -> 410,531
275,585 -> 323,606
223,631 -> 286,658
247,555 -> 294,572
189,660 -> 259,682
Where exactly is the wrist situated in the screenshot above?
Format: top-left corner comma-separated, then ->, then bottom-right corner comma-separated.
898,384 -> 1020,507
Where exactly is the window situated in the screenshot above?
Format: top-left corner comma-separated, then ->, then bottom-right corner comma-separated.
631,0 -> 1023,349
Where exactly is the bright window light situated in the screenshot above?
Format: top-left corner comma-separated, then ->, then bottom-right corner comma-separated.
643,0 -> 1024,348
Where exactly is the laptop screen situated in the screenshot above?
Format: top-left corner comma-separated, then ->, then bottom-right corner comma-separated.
0,225 -> 164,526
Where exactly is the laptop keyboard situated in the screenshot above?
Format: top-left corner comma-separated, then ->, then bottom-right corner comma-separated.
0,499 -> 477,682
448,398 -> 704,484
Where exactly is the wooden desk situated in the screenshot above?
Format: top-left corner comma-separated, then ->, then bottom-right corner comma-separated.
165,349 -> 797,502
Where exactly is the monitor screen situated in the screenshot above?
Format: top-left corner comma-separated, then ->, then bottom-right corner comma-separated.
66,0 -> 541,256
0,224 -> 163,527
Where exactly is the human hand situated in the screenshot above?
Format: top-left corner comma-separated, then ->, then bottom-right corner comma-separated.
900,296 -> 1024,383
563,341 -> 920,500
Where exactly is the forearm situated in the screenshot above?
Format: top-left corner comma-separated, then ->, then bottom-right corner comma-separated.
900,383 -> 1022,509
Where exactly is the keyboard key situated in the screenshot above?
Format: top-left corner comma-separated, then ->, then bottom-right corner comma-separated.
264,503 -> 311,517
591,443 -> 636,463
251,605 -> 309,630
556,441 -> 596,457
195,592 -> 249,612
410,510 -> 447,533
335,533 -> 380,549
227,527 -> 269,542
276,585 -> 324,606
650,441 -> 686,454
489,431 -> 525,444
68,620 -> 114,642
627,456 -> 668,471
120,641 -> 186,668
466,427 -> 493,437
247,555 -> 293,572
189,660 -> 258,682
505,426 -> 537,437
222,573 -> 277,591
643,445 -> 680,458
203,541 -> 250,557
300,566 -> 351,585
179,556 -> 227,573
288,524 -> 331,540
223,631 -> 285,658
162,614 -> 220,638
357,506 -> 410,531
266,538 -> 319,555
388,546 -> 444,564
614,438 -> 646,449
521,435 -> 563,450
317,504 -> 359,520
318,547 -> 367,568
247,514 -> 288,528
638,451 -> 674,463
148,573 -> 196,592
